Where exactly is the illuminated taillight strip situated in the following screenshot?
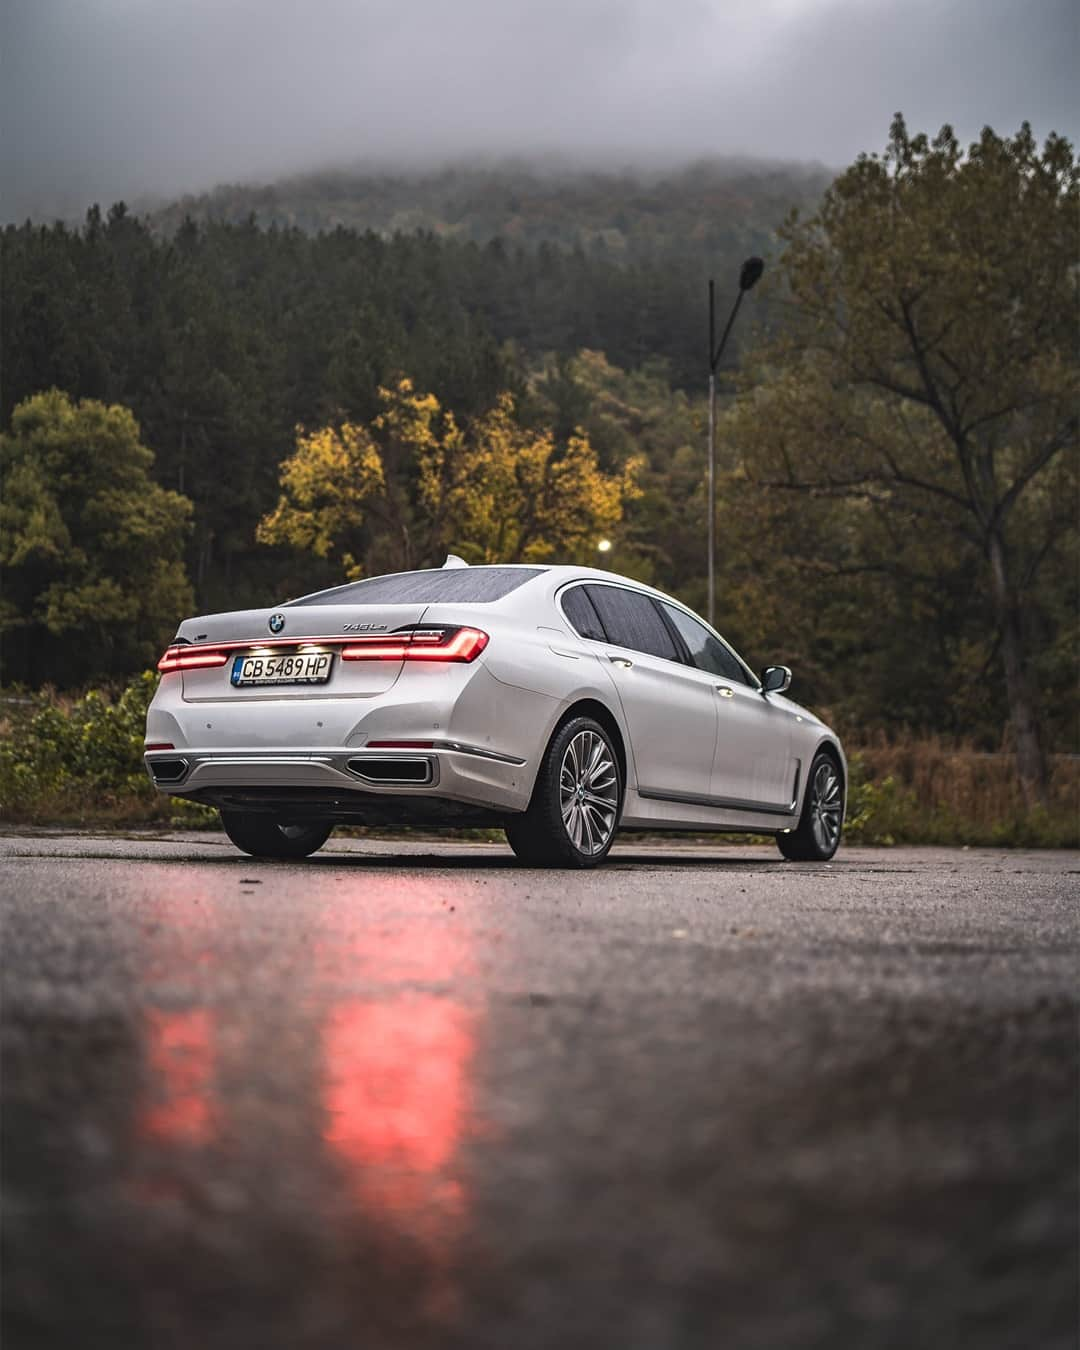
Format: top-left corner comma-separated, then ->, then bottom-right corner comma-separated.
339,641 -> 411,660
156,626 -> 489,672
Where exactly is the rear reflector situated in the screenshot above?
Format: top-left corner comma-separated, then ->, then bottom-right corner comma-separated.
144,742 -> 175,751
342,627 -> 488,663
366,740 -> 435,749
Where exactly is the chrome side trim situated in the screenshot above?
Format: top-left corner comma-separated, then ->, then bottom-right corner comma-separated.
438,741 -> 526,766
191,755 -> 335,767
637,785 -> 798,817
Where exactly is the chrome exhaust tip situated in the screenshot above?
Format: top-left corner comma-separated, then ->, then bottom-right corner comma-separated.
346,756 -> 433,786
148,757 -> 189,785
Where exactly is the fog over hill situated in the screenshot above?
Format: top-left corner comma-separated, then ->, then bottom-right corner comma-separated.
147,157 -> 833,262
3,0 -> 1076,224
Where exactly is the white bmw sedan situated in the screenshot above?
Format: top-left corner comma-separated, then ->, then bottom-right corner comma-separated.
144,560 -> 845,866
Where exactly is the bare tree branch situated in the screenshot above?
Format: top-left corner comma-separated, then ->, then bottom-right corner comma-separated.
993,417 -> 1078,526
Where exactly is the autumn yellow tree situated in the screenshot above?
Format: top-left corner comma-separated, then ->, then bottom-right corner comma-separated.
258,379 -> 640,576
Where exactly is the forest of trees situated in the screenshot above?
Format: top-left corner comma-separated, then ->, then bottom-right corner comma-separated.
2,126 -> 1076,789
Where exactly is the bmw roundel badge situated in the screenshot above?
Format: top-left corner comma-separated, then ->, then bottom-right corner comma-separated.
268,613 -> 286,635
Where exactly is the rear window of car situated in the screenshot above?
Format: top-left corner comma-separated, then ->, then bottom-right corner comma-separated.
288,568 -> 544,606
585,584 -> 680,662
560,585 -> 608,642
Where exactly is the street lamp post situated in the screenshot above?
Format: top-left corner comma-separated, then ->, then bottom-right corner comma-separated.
707,256 -> 764,627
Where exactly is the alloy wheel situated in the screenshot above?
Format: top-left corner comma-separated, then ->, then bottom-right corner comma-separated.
559,729 -> 618,856
809,760 -> 843,854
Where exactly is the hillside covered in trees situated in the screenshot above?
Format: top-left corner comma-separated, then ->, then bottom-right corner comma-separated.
150,158 -> 831,264
4,160 -> 796,614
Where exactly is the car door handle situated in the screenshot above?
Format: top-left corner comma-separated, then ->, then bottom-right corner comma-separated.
715,685 -> 735,698
608,654 -> 633,668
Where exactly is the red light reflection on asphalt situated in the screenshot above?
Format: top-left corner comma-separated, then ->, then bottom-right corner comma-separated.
139,1007 -> 215,1147
317,896 -> 478,1320
321,991 -> 474,1321
322,995 -> 472,1213
134,875 -> 220,1153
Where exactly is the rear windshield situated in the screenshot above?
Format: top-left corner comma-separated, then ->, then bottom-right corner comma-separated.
288,567 -> 544,606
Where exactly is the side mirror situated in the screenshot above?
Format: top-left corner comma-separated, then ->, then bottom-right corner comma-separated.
761,665 -> 792,694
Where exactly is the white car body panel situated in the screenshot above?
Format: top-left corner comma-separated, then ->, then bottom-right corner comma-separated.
597,644 -> 719,801
145,563 -> 846,836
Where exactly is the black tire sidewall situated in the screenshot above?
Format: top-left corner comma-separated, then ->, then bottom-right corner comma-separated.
778,751 -> 843,861
220,811 -> 332,860
508,716 -> 621,868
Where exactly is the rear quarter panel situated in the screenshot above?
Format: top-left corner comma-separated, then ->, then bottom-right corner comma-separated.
424,598 -> 630,789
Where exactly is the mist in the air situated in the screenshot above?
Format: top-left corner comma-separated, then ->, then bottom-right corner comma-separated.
2,0 -> 1076,220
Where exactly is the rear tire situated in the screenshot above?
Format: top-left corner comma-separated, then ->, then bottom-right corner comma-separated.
220,810 -> 333,860
505,716 -> 621,868
776,751 -> 843,861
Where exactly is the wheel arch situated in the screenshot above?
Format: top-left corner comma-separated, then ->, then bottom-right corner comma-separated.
808,736 -> 847,817
542,698 -> 629,813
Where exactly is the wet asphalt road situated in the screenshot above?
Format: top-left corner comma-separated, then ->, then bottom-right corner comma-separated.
2,831 -> 1077,1350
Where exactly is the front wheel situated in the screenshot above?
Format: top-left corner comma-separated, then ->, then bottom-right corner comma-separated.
505,717 -> 621,868
777,753 -> 844,861
220,810 -> 333,860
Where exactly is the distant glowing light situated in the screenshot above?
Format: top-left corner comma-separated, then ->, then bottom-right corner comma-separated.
596,539 -> 612,554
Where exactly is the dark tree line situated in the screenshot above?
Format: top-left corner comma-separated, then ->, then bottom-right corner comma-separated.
2,205 -> 762,610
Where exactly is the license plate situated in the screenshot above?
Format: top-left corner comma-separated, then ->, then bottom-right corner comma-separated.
231,651 -> 333,686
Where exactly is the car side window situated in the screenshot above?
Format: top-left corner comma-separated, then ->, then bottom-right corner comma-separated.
585,585 -> 681,662
560,585 -> 608,642
660,603 -> 750,684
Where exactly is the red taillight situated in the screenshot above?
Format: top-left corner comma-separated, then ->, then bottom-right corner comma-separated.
341,627 -> 489,663
410,627 -> 489,661
157,645 -> 230,673
339,640 -> 412,661
144,742 -> 175,751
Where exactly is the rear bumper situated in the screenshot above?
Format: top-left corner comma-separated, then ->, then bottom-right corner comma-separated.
144,742 -> 530,814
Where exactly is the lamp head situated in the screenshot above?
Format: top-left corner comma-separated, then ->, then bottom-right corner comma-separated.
739,257 -> 765,291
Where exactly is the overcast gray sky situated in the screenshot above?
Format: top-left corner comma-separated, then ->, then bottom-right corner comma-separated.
2,0 -> 1076,219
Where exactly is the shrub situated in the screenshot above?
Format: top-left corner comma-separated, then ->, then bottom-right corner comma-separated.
843,744 -> 1078,848
0,672 -> 212,826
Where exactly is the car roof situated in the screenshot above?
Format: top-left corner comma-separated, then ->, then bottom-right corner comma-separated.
428,561 -> 680,602
288,562 -> 684,612
527,564 -> 680,603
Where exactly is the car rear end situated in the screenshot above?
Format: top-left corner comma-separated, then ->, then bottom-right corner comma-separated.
144,567 -> 553,825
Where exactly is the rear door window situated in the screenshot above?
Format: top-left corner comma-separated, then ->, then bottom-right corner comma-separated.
585,585 -> 680,663
560,585 -> 608,642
